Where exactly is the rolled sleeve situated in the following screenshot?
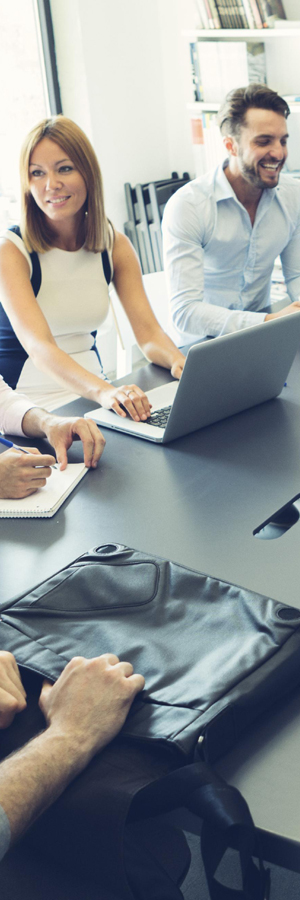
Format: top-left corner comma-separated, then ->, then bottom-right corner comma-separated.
0,376 -> 35,436
281,216 -> 300,302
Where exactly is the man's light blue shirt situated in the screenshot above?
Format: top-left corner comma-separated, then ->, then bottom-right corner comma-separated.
162,162 -> 300,340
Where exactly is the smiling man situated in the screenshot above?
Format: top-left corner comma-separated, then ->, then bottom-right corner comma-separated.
163,84 -> 300,340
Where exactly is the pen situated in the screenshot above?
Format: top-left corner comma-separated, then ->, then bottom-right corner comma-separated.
0,436 -> 58,468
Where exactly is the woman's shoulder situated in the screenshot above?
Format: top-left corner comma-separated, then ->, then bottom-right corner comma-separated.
0,227 -> 33,277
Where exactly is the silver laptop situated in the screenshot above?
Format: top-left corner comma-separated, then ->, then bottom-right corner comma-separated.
84,315 -> 300,443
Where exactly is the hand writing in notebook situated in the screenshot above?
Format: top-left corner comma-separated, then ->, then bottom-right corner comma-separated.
0,448 -> 55,500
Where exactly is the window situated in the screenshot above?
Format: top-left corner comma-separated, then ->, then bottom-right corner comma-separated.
0,0 -> 61,230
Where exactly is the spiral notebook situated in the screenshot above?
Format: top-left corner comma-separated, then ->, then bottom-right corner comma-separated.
0,463 -> 88,518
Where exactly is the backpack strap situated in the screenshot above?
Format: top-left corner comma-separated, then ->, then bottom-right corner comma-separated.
8,226 -> 41,297
102,247 -> 111,285
130,760 -> 271,900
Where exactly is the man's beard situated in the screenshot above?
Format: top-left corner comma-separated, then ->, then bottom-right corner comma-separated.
238,153 -> 282,190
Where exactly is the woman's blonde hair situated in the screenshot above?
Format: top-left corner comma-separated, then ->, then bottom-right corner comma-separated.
20,115 -> 112,253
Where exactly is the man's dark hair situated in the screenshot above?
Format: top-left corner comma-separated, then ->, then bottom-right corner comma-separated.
218,83 -> 290,137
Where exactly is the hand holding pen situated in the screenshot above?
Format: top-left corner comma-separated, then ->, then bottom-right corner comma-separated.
0,437 -> 58,466
0,437 -> 57,500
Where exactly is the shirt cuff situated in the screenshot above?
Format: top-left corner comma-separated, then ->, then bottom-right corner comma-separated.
0,805 -> 11,861
1,399 -> 36,437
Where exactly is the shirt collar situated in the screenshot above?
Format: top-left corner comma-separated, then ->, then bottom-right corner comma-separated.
214,160 -> 234,201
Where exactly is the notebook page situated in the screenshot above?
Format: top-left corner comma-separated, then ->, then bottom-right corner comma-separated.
0,463 -> 87,518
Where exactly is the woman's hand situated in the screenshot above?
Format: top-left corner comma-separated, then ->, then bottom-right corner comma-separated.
98,384 -> 151,421
170,354 -> 185,380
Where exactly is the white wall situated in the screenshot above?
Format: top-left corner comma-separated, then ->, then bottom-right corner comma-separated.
50,0 -> 196,231
50,0 -> 300,232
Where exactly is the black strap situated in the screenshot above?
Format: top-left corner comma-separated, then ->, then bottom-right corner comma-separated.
130,760 -> 270,900
102,247 -> 111,285
8,226 -> 41,297
9,226 -> 111,288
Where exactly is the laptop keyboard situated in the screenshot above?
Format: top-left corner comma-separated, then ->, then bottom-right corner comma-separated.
147,406 -> 172,428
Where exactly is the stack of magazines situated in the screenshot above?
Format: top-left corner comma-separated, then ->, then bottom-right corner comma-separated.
195,0 -> 286,29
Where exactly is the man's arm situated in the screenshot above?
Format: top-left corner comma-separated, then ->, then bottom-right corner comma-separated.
280,207 -> 300,303
162,189 -> 266,340
0,654 -> 144,855
0,375 -> 105,490
21,408 -> 106,470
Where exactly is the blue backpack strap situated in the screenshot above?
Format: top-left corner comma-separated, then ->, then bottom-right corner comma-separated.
102,248 -> 111,285
8,226 -> 42,297
0,226 -> 42,389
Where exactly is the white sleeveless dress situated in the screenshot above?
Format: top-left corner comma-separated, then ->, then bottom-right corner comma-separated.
4,229 -> 113,410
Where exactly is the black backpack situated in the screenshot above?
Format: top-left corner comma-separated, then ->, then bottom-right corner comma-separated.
2,540 -> 298,898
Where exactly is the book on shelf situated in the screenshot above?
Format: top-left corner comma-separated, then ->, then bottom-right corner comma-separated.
207,0 -> 222,28
190,42 -> 204,102
259,0 -> 286,26
248,0 -> 264,27
194,0 -> 287,29
241,0 -> 256,28
190,110 -> 226,177
194,0 -> 211,29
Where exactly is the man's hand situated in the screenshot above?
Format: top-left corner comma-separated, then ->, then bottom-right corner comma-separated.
39,654 -> 145,765
265,301 -> 300,321
0,448 -> 55,499
0,652 -> 27,729
40,416 -> 106,470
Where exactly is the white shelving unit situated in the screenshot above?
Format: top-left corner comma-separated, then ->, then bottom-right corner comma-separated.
184,28 -> 300,40
185,24 -> 300,177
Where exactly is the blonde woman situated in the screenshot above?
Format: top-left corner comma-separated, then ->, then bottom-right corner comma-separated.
0,116 -> 185,419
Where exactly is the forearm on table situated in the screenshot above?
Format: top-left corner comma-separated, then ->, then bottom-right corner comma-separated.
0,727 -> 89,846
139,327 -> 183,370
29,341 -> 109,403
172,297 -> 266,338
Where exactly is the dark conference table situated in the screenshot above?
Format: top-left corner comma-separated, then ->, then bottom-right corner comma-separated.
1,352 -> 300,871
